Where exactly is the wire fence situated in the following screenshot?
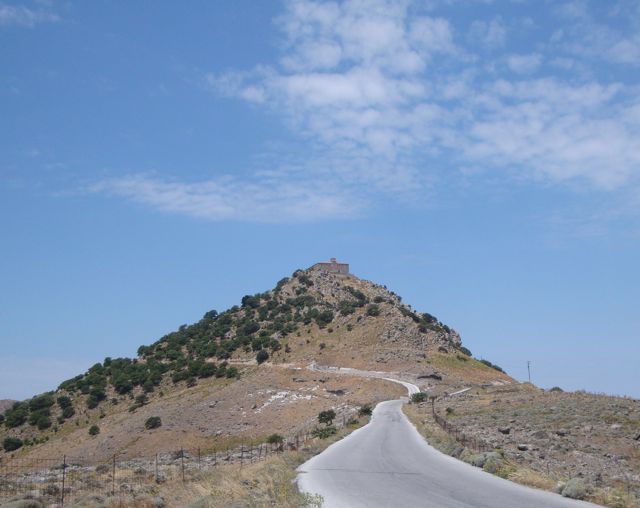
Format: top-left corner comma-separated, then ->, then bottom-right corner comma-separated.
431,408 -> 492,453
0,407 -> 360,506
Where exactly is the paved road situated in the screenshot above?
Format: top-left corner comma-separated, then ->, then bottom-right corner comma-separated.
297,380 -> 600,508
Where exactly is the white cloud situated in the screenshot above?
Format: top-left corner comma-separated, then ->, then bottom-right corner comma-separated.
97,0 -> 640,223
469,17 -> 506,49
90,174 -> 365,222
0,2 -> 59,27
506,53 -> 542,74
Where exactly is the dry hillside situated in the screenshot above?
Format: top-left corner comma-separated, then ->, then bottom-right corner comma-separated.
0,265 -> 506,464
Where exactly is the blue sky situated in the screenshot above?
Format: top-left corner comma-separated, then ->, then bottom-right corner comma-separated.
1,0 -> 639,400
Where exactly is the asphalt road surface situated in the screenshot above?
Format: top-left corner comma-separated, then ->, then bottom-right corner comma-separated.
297,380 -> 600,508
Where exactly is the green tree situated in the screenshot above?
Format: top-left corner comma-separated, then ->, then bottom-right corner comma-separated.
57,396 -> 72,409
256,350 -> 269,364
29,394 -> 54,412
318,409 -> 336,426
61,406 -> 75,419
199,363 -> 217,378
3,437 -> 23,452
88,425 -> 100,436
5,403 -> 28,428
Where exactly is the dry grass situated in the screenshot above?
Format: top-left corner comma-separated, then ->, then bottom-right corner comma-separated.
41,416 -> 368,507
148,420 -> 366,508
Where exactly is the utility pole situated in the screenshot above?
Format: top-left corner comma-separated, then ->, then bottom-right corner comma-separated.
527,361 -> 531,383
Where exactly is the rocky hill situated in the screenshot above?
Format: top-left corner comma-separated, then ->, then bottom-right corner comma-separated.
0,264 -> 509,463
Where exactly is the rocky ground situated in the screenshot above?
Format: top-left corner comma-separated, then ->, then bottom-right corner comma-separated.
406,383 -> 640,507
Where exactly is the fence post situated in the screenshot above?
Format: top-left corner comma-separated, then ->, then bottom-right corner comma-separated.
111,454 -> 116,497
60,455 -> 66,507
240,443 -> 244,469
198,448 -> 201,470
155,453 -> 158,483
181,448 -> 185,482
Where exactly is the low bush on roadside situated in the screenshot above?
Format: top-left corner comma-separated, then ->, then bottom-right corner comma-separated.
410,392 -> 428,403
311,426 -> 337,439
358,404 -> 373,416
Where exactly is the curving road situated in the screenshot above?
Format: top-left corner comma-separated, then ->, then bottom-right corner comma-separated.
297,378 -> 600,508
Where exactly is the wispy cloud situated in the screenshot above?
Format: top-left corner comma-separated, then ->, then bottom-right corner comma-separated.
0,1 -> 59,27
95,0 -> 640,224
90,174 -> 364,222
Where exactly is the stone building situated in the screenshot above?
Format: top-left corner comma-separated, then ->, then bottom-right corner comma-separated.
313,258 -> 349,275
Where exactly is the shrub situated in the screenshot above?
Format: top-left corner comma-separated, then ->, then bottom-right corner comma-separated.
256,350 -> 269,364
171,370 -> 189,384
366,304 -> 380,317
199,363 -> 217,378
57,396 -> 72,409
4,403 -> 28,428
29,394 -> 54,412
112,375 -> 133,394
410,392 -> 428,403
318,409 -> 336,426
458,346 -> 472,356
135,394 -> 148,406
62,406 -> 75,419
315,310 -> 334,328
266,433 -> 284,444
421,312 -> 438,324
225,366 -> 239,378
3,437 -> 23,452
346,287 -> 368,306
88,425 -> 100,436
561,478 -> 588,500
479,359 -> 505,373
36,414 -> 52,430
311,426 -> 336,439
0,414 -> 4,425
358,404 -> 372,417
373,296 -> 385,303
297,274 -> 313,286
145,416 -> 162,430
549,386 -> 563,392
338,300 -> 355,316
241,295 -> 260,309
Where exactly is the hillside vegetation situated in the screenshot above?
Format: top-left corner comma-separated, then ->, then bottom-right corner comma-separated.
0,265 -> 507,462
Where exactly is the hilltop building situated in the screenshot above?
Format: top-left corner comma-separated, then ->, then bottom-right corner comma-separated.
314,258 -> 349,275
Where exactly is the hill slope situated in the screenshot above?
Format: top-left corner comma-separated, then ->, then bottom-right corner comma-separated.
0,264 -> 509,462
